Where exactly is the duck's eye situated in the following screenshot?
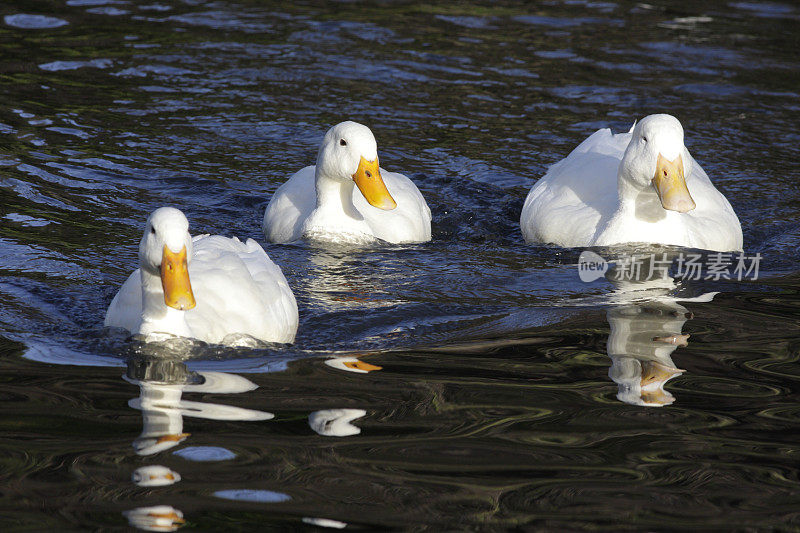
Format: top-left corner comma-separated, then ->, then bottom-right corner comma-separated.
642,135 -> 648,143
150,226 -> 156,235
339,139 -> 347,146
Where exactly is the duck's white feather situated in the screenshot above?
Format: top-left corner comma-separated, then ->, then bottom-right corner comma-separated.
263,165 -> 431,244
105,234 -> 298,345
521,125 -> 743,252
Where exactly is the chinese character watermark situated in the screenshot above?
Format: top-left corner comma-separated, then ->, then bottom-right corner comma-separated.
578,251 -> 761,282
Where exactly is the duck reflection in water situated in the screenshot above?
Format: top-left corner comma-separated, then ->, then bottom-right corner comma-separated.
603,255 -> 716,407
325,355 -> 382,374
309,354 -> 378,436
304,247 -> 407,313
125,356 -> 274,455
606,301 -> 690,407
123,355 -> 274,531
123,505 -> 185,532
309,408 -> 367,437
132,465 -> 181,487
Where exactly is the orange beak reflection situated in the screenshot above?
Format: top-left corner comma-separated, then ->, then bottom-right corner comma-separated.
640,361 -> 685,387
156,433 -> 191,444
160,246 -> 196,311
146,510 -> 185,525
640,389 -> 674,406
344,360 -> 383,373
352,156 -> 397,210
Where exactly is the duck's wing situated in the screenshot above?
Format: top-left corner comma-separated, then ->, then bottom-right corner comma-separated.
354,169 -> 432,244
521,128 -> 629,247
104,269 -> 143,332
683,155 -> 743,251
186,235 -> 298,344
262,166 -> 317,243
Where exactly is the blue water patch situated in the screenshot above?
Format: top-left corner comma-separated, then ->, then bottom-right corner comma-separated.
730,2 -> 796,18
86,7 -> 129,16
214,489 -> 291,503
39,59 -> 113,72
4,14 -> 68,29
173,446 -> 236,461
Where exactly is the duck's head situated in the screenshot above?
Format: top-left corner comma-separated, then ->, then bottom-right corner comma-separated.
620,114 -> 696,213
139,207 -> 196,311
315,121 -> 397,210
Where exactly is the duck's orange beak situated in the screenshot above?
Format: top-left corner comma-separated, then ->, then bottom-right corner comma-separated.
652,153 -> 695,213
160,246 -> 196,310
352,156 -> 396,210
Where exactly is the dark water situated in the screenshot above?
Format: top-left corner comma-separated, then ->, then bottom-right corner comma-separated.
1,0 -> 800,530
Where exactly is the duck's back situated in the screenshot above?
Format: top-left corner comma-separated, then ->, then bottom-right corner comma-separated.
354,169 -> 432,243
673,162 -> 742,251
105,269 -> 144,332
262,166 -> 317,243
187,235 -> 298,344
521,128 -> 629,247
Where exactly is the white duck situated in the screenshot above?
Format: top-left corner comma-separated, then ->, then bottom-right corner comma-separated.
521,114 -> 742,252
262,121 -> 431,244
105,207 -> 298,345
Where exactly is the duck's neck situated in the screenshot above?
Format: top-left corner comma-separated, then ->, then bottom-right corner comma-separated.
617,178 -> 669,222
595,176 -> 689,246
305,169 -> 372,241
138,267 -> 192,339
315,171 -> 360,214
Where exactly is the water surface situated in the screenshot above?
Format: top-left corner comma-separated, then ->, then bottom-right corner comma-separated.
1,0 -> 799,529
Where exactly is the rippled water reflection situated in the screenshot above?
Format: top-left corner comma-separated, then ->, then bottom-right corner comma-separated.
1,0 -> 799,529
